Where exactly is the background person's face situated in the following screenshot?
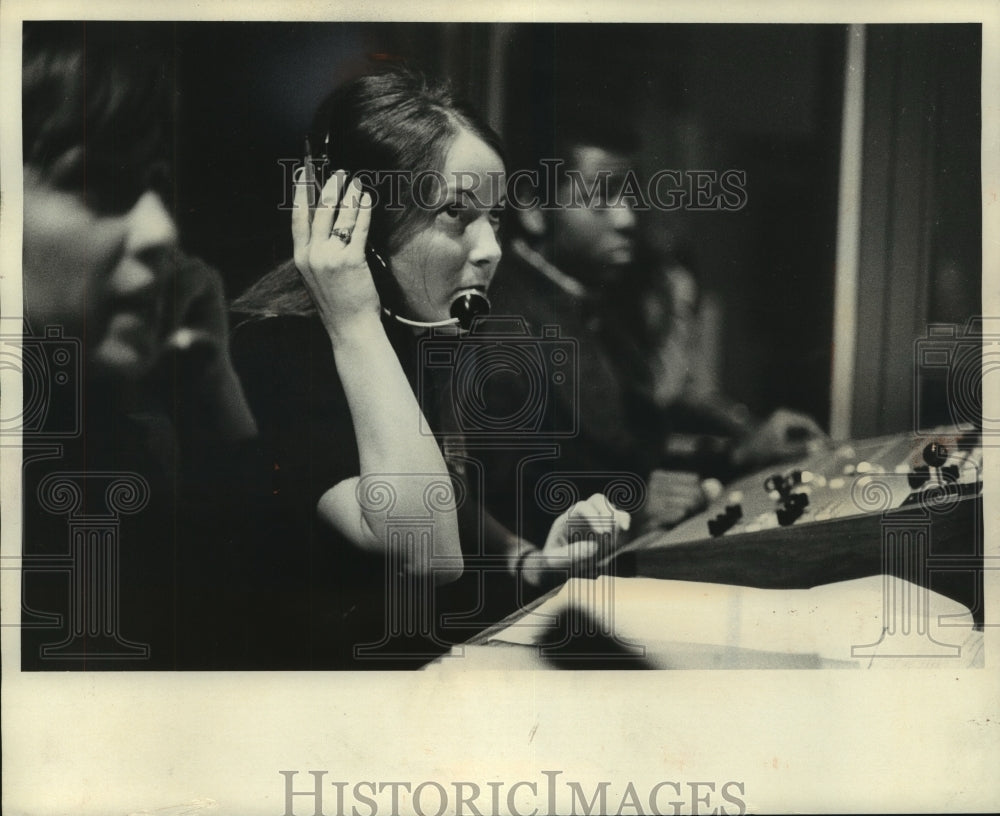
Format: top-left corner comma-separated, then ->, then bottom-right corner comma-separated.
22,162 -> 178,382
547,144 -> 637,284
389,129 -> 505,325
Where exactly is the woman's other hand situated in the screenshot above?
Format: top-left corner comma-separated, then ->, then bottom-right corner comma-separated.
511,493 -> 631,589
539,493 -> 631,571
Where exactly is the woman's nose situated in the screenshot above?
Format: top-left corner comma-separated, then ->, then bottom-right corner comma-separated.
125,190 -> 179,259
468,216 -> 502,272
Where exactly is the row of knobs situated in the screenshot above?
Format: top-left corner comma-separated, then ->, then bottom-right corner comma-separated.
706,443 -> 958,538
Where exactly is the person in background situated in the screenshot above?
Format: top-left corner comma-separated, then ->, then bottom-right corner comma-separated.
614,249 -> 826,481
20,22 -> 256,670
485,103 -> 827,547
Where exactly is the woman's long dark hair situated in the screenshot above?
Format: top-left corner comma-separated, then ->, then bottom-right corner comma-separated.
233,68 -> 504,317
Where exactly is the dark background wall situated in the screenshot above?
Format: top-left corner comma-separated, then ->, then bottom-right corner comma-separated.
851,25 -> 983,436
164,22 -> 980,434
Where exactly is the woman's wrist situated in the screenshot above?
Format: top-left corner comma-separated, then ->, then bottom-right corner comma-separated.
326,308 -> 385,350
514,547 -> 550,588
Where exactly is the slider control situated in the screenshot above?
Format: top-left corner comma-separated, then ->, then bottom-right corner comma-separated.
776,492 -> 809,527
919,442 -> 957,487
707,502 -> 743,537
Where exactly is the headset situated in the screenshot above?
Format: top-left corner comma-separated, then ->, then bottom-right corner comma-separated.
310,136 -> 492,334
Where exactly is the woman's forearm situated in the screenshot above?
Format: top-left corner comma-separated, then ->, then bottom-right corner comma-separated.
318,314 -> 462,583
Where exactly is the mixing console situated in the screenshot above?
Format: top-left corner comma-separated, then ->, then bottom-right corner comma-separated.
618,430 -> 985,623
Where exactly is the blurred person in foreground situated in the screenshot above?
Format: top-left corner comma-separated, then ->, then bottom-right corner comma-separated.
20,22 -> 256,670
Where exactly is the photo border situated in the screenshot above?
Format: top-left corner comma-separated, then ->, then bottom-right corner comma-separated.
2,1 -> 997,814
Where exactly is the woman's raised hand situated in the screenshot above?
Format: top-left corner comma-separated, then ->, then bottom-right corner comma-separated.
292,163 -> 380,341
292,162 -> 463,577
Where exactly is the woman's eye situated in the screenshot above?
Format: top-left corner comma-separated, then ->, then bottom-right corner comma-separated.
438,203 -> 504,233
438,204 -> 474,231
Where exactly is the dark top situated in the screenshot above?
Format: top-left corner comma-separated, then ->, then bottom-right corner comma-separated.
229,313 -> 517,669
20,253 -> 249,671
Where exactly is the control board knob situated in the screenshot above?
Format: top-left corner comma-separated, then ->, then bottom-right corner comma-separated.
923,442 -> 949,468
707,503 -> 744,537
776,505 -> 800,526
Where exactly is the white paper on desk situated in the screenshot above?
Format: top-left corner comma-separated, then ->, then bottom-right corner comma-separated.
486,575 -> 983,669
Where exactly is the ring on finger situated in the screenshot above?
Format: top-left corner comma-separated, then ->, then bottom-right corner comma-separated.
331,227 -> 353,244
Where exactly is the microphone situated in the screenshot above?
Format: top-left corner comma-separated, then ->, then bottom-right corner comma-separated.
383,289 -> 491,333
449,290 -> 491,330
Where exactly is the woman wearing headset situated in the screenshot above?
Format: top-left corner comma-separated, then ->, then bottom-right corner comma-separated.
232,69 -> 629,667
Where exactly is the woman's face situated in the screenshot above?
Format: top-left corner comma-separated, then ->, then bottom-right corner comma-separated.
388,129 -> 505,325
